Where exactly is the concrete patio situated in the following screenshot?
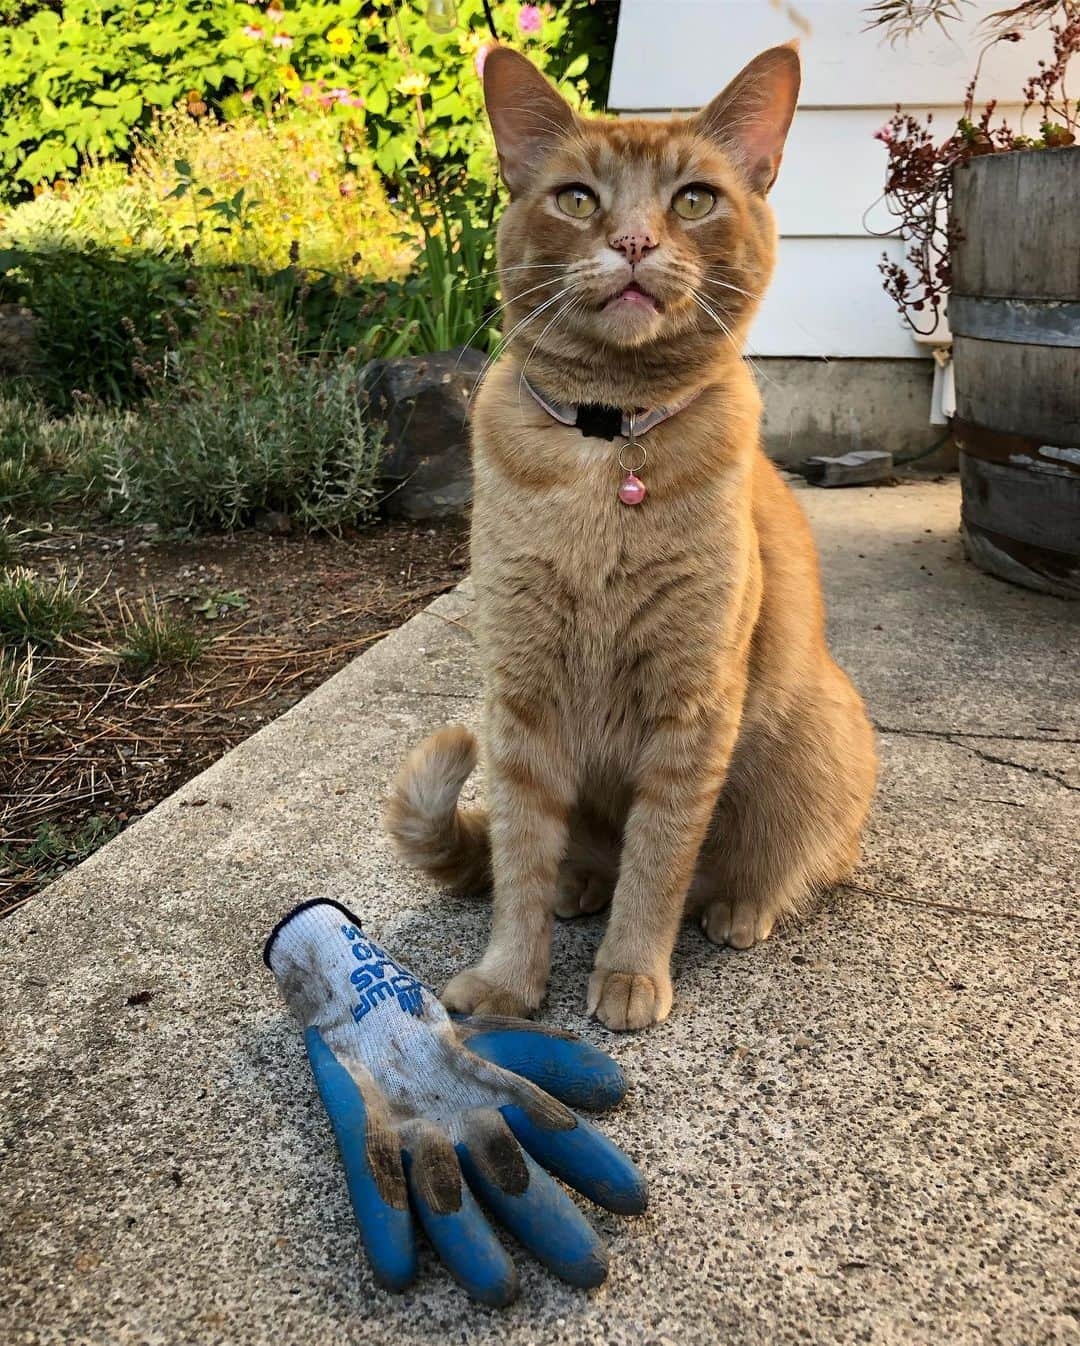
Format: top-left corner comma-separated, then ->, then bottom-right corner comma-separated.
2,478 -> 1077,1346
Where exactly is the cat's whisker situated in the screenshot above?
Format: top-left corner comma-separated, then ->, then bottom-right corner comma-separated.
517,292 -> 586,412
702,276 -> 759,302
689,289 -> 776,388
456,261 -> 595,296
460,263 -> 600,367
468,285 -> 580,408
449,264 -> 568,296
452,277 -> 573,376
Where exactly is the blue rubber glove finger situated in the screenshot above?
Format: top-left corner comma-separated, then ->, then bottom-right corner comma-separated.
454,1015 -> 627,1112
456,1109 -> 608,1289
501,1102 -> 648,1216
402,1123 -> 519,1308
304,1026 -> 417,1292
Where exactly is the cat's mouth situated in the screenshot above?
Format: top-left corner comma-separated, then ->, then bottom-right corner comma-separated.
603,281 -> 661,314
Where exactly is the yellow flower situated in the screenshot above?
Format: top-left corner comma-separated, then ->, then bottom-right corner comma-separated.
396,70 -> 430,97
325,24 -> 353,53
121,235 -> 134,246
280,65 -> 300,89
417,162 -> 431,176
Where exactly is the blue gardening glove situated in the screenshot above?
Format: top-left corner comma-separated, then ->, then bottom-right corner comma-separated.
264,899 -> 647,1307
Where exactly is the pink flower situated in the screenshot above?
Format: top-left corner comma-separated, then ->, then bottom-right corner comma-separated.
271,31 -> 293,47
873,123 -> 894,144
266,3 -> 284,20
349,96 -> 364,109
308,170 -> 320,182
330,86 -> 350,102
517,4 -> 542,33
475,42 -> 492,78
241,87 -> 255,103
242,23 -> 264,38
301,83 -> 313,97
317,94 -> 333,108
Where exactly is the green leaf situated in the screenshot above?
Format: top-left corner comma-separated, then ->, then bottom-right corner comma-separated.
365,83 -> 389,117
144,83 -> 178,106
374,144 -> 399,176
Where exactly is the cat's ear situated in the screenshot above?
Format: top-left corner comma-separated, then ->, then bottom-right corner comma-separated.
483,45 -> 578,196
693,42 -> 801,194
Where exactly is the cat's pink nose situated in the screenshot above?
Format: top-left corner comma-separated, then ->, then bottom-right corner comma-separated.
609,231 -> 657,265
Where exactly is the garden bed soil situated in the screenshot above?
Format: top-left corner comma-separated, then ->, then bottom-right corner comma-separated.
0,516 -> 468,918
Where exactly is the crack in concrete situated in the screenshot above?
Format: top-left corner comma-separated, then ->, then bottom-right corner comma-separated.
876,725 -> 1080,745
875,723 -> 1079,793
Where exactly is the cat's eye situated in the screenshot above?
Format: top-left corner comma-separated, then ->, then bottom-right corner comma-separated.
672,184 -> 717,221
555,184 -> 599,220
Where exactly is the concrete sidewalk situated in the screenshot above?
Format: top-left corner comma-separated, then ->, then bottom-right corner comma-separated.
2,479 -> 1077,1346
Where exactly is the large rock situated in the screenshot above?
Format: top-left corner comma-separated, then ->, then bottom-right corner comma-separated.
360,345 -> 485,520
0,303 -> 39,377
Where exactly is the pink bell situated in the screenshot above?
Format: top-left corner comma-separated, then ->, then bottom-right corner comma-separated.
618,473 -> 647,506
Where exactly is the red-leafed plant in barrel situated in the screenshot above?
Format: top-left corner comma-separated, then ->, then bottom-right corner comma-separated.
866,0 -> 1078,334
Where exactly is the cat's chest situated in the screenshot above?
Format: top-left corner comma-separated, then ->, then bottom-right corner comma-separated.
473,415 -> 744,647
482,475 -> 729,646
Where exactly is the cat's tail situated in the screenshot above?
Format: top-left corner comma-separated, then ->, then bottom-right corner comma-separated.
384,726 -> 491,895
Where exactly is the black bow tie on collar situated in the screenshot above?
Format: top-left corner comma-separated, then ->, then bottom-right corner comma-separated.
573,403 -> 626,442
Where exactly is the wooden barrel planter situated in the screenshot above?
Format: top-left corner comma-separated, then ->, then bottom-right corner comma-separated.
949,147 -> 1080,599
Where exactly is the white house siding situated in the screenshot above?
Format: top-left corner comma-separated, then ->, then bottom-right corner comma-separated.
608,0 -> 1051,457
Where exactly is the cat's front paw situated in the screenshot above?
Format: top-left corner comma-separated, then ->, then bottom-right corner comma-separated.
441,967 -> 534,1018
587,968 -> 673,1031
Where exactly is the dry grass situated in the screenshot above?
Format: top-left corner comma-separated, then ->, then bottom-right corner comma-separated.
0,556 -> 459,918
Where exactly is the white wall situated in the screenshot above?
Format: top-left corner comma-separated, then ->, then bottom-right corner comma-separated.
608,0 -> 1051,358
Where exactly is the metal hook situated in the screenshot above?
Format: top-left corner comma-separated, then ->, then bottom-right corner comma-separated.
618,410 -> 647,476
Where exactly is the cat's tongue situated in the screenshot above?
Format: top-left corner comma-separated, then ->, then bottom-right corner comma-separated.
609,282 -> 659,313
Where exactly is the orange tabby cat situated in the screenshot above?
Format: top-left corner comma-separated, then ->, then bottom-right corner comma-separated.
386,43 -> 877,1031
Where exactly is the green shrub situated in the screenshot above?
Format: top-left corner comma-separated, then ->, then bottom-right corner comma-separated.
0,161 -> 169,253
0,391 -> 100,509
97,361 -> 382,532
131,108 -> 411,277
87,284 -> 384,532
0,106 -> 410,282
0,1 -> 613,200
0,566 -> 88,648
0,395 -> 64,512
0,391 -> 143,511
0,245 -> 196,408
114,594 -> 208,672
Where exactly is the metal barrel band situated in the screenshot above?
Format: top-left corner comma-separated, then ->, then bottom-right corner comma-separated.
952,418 -> 1080,478
948,295 -> 1080,348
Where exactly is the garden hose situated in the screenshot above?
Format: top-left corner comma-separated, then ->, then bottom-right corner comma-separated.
894,426 -> 954,467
